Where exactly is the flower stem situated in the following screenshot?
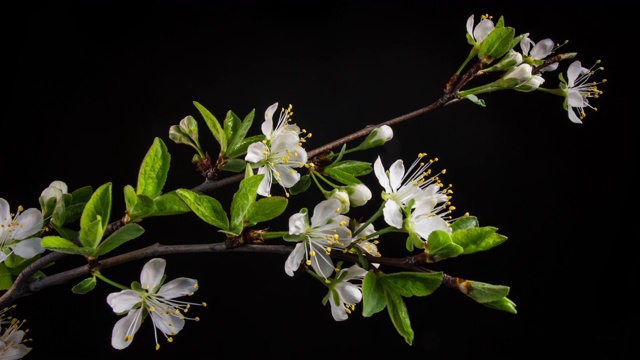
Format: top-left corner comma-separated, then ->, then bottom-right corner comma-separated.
353,202 -> 385,237
94,272 -> 129,291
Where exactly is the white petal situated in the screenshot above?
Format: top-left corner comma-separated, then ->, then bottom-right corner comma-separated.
530,38 -> 554,60
413,216 -> 451,240
567,89 -> 585,107
150,309 -> 185,336
262,102 -> 278,137
245,142 -> 267,163
310,199 -> 341,226
0,198 -> 10,226
343,264 -> 368,281
107,290 -> 142,313
519,33 -> 532,55
12,208 -> 43,240
540,62 -> 559,73
373,157 -> 392,194
157,277 -> 198,299
288,213 -> 308,235
568,107 -> 583,124
310,246 -> 335,279
49,180 -> 68,193
111,308 -> 142,350
330,296 -> 348,321
284,242 -> 305,276
567,61 -> 582,87
466,15 -> 474,38
256,167 -> 272,197
12,237 -> 44,259
336,282 -> 362,304
140,258 -> 166,291
388,160 -> 405,192
474,18 -> 494,43
382,200 -> 403,229
274,165 -> 300,188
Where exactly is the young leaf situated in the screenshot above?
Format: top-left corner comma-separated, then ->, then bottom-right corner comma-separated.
72,277 -> 97,294
176,189 -> 229,230
79,182 -> 112,249
123,184 -> 137,213
41,236 -> 96,257
220,158 -> 247,172
152,192 -> 191,217
0,263 -> 13,290
362,271 -> 387,317
478,25 -> 515,62
136,137 -> 170,199
194,101 -> 227,153
245,196 -> 288,225
379,272 -> 443,297
95,223 -> 145,256
386,291 -> 414,345
425,230 -> 464,262
223,110 -> 241,148
451,226 -> 507,254
227,134 -> 264,159
325,167 -> 360,185
227,109 -> 255,155
325,160 -> 373,177
459,280 -> 510,303
481,296 -> 517,314
70,185 -> 93,204
288,174 -> 311,195
450,215 -> 479,231
229,175 -> 264,234
128,194 -> 154,221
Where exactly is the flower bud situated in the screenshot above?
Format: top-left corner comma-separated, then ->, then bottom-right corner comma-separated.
327,189 -> 350,214
356,125 -> 393,150
346,183 -> 372,206
502,63 -> 533,86
482,49 -> 523,73
40,180 -> 68,203
515,74 -> 545,92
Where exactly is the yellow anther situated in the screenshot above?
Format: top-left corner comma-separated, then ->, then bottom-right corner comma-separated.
149,306 -> 155,312
156,344 -> 160,350
168,337 -> 174,343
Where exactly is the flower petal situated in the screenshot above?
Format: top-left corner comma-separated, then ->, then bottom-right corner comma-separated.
245,142 -> 267,163
150,310 -> 185,336
309,242 -> 335,278
373,157 -> 392,194
157,277 -> 198,299
12,208 -> 43,240
310,199 -> 341,226
261,102 -> 278,137
107,290 -> 142,313
382,200 -> 403,229
330,296 -> 348,321
140,258 -> 166,292
111,308 -> 143,350
336,282 -> 362,305
256,167 -> 272,197
12,237 -> 44,259
388,159 -> 405,192
284,242 -> 305,276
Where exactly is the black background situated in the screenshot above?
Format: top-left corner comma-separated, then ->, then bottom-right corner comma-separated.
2,0 -> 636,359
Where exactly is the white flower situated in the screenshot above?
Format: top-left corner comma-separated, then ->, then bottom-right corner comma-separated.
245,131 -> 308,197
351,223 -> 379,257
284,199 -> 352,279
261,102 -> 300,141
373,154 -> 448,229
520,33 -> 558,72
326,264 -> 368,321
502,63 -> 533,86
407,196 -> 453,243
346,183 -> 372,207
515,73 -> 545,92
466,14 -> 494,45
107,258 -> 204,350
0,308 -> 31,360
327,189 -> 350,214
40,180 -> 68,204
0,198 -> 44,263
562,60 -> 605,124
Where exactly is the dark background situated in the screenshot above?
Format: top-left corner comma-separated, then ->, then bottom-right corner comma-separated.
2,0 -> 635,359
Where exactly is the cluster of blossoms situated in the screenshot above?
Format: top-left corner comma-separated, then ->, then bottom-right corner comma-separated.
464,14 -> 605,124
107,258 -> 205,350
0,306 -> 31,359
245,102 -> 310,197
282,149 -> 454,321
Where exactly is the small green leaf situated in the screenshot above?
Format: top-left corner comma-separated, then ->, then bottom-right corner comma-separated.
51,198 -> 66,228
379,272 -> 443,297
70,185 -> 93,204
95,223 -> 145,256
72,277 -> 97,294
227,134 -> 264,159
451,226 -> 507,254
137,137 -> 170,199
450,215 -> 479,232
465,94 -> 486,107
482,296 -> 517,314
362,271 -> 387,317
325,160 -> 372,177
123,184 -> 137,213
194,101 -> 227,153
288,174 -> 311,195
324,167 -> 360,185
152,192 -> 191,216
478,25 -> 515,62
245,196 -> 288,225
425,230 -> 464,261
176,189 -> 229,230
223,110 -> 241,148
230,175 -> 264,234
128,194 -> 154,221
220,158 -> 247,172
41,236 -> 95,256
228,109 -> 255,155
79,183 -> 112,248
386,291 -> 414,345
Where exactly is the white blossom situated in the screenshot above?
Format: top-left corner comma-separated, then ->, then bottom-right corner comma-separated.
466,14 -> 494,45
562,60 -> 605,124
326,264 -> 368,321
0,199 -> 44,263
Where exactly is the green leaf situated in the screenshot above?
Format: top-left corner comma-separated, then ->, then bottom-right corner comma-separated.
176,189 -> 229,230
465,94 -> 486,107
51,226 -> 78,242
123,184 -> 137,214
70,185 -> 93,204
79,183 -> 112,248
245,196 -> 288,225
152,192 -> 191,216
229,175 -> 264,234
478,26 -> 515,62
51,198 -> 66,228
386,291 -> 414,345
379,272 -> 443,297
220,158 -> 247,172
223,110 -> 241,149
0,263 -> 13,290
194,101 -> 227,153
227,134 -> 264,159
425,230 -> 464,261
72,277 -> 97,294
128,194 -> 154,221
450,215 -> 479,232
451,226 -> 507,254
324,167 -> 361,186
482,296 -> 517,314
362,271 -> 387,317
288,174 -> 311,195
41,236 -> 95,256
136,137 -> 170,199
228,109 -> 255,155
95,223 -> 145,256
459,280 -> 511,303
325,160 -> 372,177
